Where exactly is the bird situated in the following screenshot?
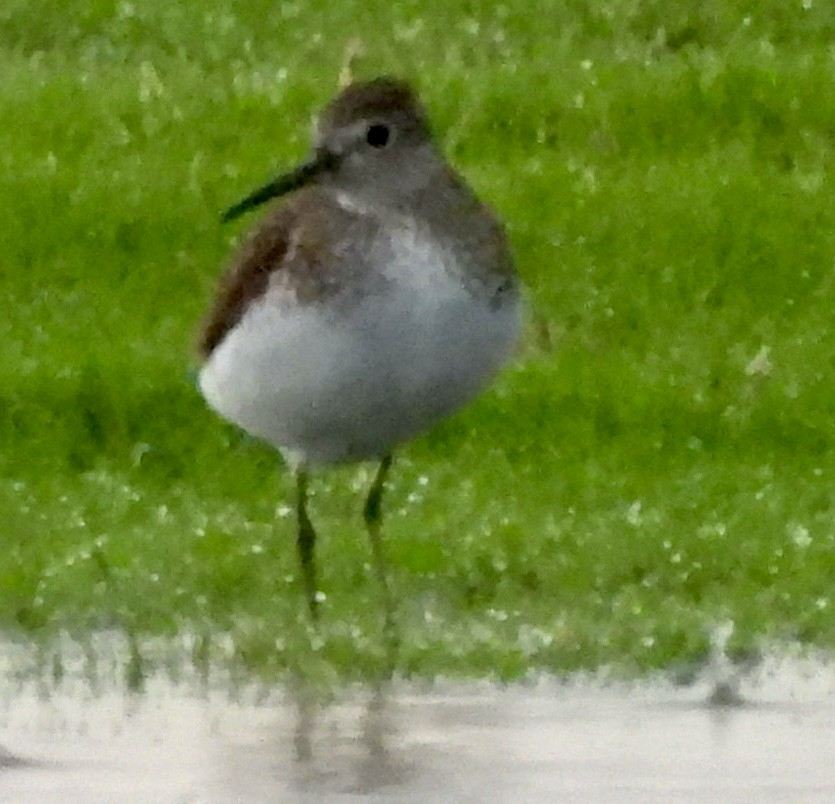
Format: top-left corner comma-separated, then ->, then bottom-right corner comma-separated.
196,76 -> 521,637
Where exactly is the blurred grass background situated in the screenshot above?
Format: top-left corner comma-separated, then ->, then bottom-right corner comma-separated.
1,0 -> 833,681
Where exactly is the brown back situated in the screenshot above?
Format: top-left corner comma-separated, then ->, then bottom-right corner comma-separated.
197,189 -> 375,358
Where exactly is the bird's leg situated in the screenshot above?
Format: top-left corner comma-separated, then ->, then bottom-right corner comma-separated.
295,468 -> 319,621
363,454 -> 398,658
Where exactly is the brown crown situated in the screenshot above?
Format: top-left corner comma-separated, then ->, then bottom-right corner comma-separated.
320,76 -> 428,130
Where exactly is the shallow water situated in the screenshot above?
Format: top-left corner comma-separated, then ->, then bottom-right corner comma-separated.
2,646 -> 834,803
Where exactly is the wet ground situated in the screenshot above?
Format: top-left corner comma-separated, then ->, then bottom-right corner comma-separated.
1,648 -> 833,802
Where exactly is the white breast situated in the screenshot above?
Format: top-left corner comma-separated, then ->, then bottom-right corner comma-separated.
199,225 -> 520,465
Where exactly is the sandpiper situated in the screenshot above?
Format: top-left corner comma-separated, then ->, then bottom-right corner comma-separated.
197,77 -> 521,629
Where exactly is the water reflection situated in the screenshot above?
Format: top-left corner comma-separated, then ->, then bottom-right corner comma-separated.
0,649 -> 833,802
287,681 -> 409,796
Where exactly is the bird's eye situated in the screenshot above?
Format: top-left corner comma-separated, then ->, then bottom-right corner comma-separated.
366,124 -> 390,148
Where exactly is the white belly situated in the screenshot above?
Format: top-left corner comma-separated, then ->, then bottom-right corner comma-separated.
199,235 -> 521,465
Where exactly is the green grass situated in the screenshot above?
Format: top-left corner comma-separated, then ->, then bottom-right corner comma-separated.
2,0 -> 833,682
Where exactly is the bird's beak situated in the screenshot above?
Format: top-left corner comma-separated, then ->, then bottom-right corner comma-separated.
221,149 -> 339,222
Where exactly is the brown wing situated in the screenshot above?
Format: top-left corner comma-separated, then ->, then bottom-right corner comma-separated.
197,188 -> 374,359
